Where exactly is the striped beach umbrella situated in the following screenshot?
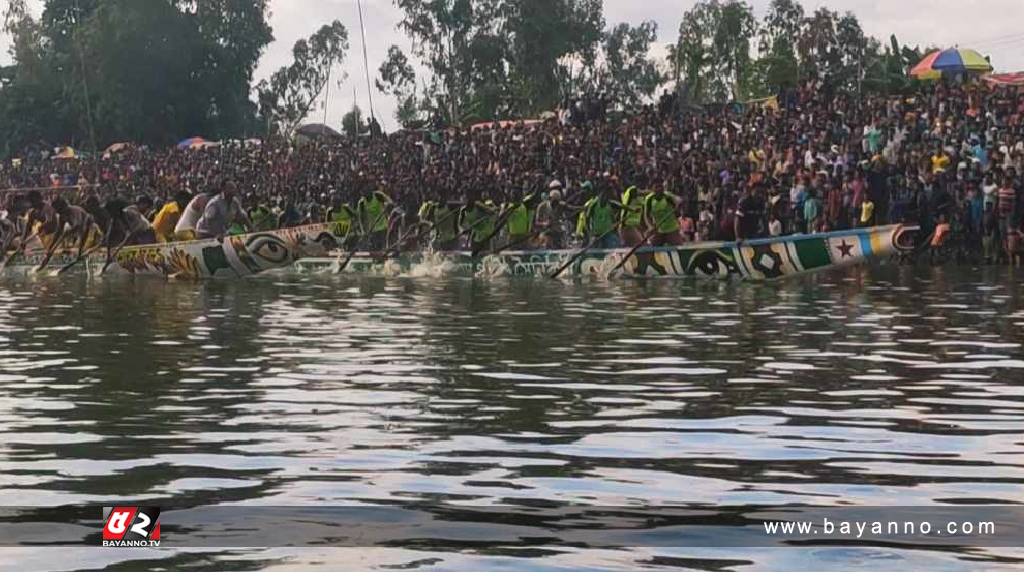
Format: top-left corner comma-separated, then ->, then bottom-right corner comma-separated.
177,136 -> 206,149
910,48 -> 993,80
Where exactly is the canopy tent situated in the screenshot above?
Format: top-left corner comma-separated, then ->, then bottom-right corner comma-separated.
469,119 -> 541,131
910,48 -> 993,80
984,72 -> 1024,87
296,123 -> 343,140
103,142 -> 131,158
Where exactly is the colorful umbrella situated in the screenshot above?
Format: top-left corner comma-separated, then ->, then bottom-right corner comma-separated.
177,136 -> 206,149
910,48 -> 993,80
53,146 -> 78,159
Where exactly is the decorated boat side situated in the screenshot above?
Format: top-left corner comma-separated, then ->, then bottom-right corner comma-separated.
295,224 -> 918,280
3,223 -> 342,279
4,223 -> 916,281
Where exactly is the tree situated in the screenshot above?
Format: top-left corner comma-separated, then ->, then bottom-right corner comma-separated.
713,0 -> 756,100
674,0 -> 757,103
504,0 -> 605,114
754,0 -> 802,94
674,0 -> 719,102
2,0 -> 275,153
177,0 -> 275,136
393,0 -> 501,125
257,20 -> 350,138
594,21 -> 663,109
376,44 -> 423,128
341,104 -> 367,136
388,0 -> 607,125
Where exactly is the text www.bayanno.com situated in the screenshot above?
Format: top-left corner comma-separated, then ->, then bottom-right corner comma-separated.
764,518 -> 996,539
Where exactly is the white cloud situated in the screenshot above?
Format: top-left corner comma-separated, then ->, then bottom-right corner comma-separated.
4,0 -> 1024,133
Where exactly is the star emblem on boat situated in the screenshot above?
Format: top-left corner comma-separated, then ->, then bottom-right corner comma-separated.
837,240 -> 855,258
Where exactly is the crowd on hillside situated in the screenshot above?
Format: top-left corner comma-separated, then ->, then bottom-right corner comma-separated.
2,78 -> 1024,263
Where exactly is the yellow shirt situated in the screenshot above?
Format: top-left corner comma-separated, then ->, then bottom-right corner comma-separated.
860,200 -> 875,225
152,201 -> 181,242
931,154 -> 950,174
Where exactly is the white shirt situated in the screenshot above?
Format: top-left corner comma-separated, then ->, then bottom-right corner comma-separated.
175,195 -> 209,234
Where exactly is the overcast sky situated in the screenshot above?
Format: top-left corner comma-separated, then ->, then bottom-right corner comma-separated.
4,0 -> 1024,133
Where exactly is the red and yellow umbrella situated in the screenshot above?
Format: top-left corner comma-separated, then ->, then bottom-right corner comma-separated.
910,48 -> 993,80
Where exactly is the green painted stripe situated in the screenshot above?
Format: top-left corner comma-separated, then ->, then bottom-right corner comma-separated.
794,237 -> 832,270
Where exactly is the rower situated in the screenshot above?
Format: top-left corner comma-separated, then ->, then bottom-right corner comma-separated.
250,202 -> 276,232
174,189 -> 213,241
419,197 -> 459,251
643,180 -> 684,246
459,190 -> 498,252
620,177 -> 647,246
0,194 -> 24,256
503,191 -> 539,249
356,185 -> 393,251
104,196 -> 158,247
327,194 -> 356,238
577,178 -> 622,249
35,197 -> 97,269
16,190 -> 59,255
534,181 -> 569,249
151,189 -> 192,243
196,180 -> 253,241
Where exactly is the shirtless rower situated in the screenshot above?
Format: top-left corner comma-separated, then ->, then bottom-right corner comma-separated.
103,196 -> 157,252
0,194 -> 23,257
35,197 -> 97,270
4,191 -> 58,267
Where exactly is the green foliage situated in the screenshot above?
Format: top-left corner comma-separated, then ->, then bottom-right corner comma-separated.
675,0 -> 756,102
0,0 -> 274,154
387,0 -> 667,125
341,104 -> 367,136
257,20 -> 350,138
673,0 -> 923,104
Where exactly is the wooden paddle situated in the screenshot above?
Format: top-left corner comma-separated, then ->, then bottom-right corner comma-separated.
549,228 -> 616,279
469,206 -> 516,257
54,243 -> 104,276
0,232 -> 39,272
606,211 -> 678,277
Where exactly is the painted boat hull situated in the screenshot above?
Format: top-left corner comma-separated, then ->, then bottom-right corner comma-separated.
4,223 -> 343,279
294,225 -> 918,280
4,224 -> 916,281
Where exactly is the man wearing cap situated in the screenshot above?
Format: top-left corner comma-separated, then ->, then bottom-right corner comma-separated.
534,180 -> 569,249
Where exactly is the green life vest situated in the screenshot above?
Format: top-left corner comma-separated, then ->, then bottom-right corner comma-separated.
506,202 -> 532,236
252,207 -> 274,231
463,202 -> 495,243
433,205 -> 457,242
228,222 -> 245,236
621,186 -> 643,227
331,204 -> 354,236
643,193 -> 680,233
359,193 -> 389,233
585,197 -> 616,236
418,201 -> 436,222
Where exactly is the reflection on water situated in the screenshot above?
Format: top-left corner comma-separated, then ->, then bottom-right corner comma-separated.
1,265 -> 1023,570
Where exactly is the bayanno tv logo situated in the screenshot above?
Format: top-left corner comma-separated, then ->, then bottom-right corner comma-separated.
101,506 -> 161,547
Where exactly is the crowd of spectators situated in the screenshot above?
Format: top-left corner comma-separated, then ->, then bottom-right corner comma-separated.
2,78 -> 1024,262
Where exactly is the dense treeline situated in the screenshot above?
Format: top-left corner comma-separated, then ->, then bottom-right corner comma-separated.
1,0 -> 934,156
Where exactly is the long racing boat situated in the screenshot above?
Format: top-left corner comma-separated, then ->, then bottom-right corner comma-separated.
298,224 -> 918,280
3,223 -> 917,281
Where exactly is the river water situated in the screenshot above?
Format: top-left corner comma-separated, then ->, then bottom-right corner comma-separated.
1,265 -> 1023,570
